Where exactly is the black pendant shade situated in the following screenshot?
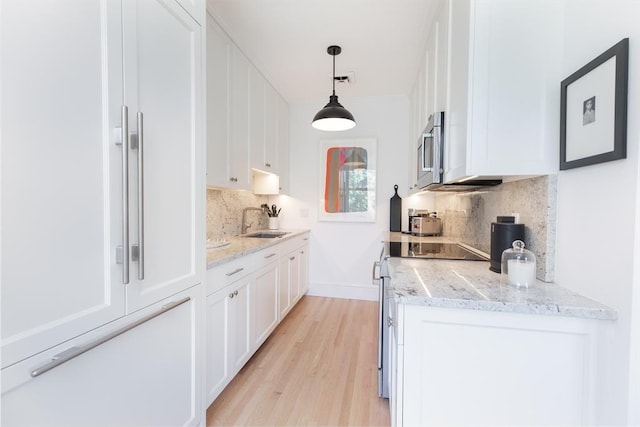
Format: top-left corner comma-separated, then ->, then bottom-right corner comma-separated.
312,46 -> 356,131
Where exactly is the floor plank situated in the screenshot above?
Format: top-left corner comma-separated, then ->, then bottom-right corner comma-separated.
206,296 -> 390,426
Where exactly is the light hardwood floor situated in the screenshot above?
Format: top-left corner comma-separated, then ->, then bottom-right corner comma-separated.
206,296 -> 390,426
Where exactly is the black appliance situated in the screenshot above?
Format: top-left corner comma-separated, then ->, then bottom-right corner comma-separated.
387,241 -> 487,261
490,217 -> 525,273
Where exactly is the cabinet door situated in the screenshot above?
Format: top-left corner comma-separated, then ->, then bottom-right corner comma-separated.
276,95 -> 290,193
205,289 -> 230,406
206,13 -> 231,187
444,0 -> 470,183
1,288 -> 201,426
122,0 -> 204,312
264,84 -> 278,173
229,278 -> 252,374
467,0 -> 561,176
0,0 -> 125,368
229,47 -> 251,189
249,67 -> 266,171
288,251 -> 301,304
252,261 -> 279,349
299,245 -> 309,296
434,0 -> 449,113
278,256 -> 292,319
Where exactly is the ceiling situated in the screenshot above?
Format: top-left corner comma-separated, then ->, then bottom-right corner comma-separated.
206,0 -> 439,104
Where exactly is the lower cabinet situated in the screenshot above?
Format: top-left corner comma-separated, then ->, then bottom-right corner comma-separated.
205,233 -> 309,407
253,259 -> 279,349
205,274 -> 252,404
1,286 -> 202,427
392,304 -> 602,426
278,235 -> 310,320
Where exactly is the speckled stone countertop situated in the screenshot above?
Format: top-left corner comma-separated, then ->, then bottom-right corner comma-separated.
383,233 -> 617,321
206,229 -> 309,269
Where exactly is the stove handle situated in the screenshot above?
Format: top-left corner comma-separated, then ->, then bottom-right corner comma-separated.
372,261 -> 380,281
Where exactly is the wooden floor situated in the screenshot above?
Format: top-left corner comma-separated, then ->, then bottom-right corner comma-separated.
206,296 -> 390,426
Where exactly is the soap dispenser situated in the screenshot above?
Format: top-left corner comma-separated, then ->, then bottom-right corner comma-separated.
501,240 -> 536,287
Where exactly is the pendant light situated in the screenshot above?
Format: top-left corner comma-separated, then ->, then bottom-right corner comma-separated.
312,45 -> 356,131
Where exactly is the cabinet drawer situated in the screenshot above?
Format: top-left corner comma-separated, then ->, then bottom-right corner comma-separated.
253,246 -> 280,270
279,233 -> 310,254
207,252 -> 259,296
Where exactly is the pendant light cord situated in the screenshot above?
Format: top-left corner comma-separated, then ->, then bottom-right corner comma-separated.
332,53 -> 336,96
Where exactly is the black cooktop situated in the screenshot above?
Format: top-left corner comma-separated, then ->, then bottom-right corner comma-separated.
387,241 -> 488,261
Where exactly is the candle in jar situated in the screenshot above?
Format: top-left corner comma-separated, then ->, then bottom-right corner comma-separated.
507,259 -> 535,287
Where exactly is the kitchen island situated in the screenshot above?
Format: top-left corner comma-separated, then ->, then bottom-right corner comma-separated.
382,233 -> 617,427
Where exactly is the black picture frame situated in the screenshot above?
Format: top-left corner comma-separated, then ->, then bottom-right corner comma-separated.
560,38 -> 628,170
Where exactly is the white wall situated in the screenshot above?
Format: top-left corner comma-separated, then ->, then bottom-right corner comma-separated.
555,1 -> 640,424
281,95 -> 436,300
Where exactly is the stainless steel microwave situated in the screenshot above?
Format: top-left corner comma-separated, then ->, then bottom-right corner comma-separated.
416,112 -> 444,189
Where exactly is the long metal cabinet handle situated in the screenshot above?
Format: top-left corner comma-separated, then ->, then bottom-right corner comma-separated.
433,125 -> 442,183
30,297 -> 191,378
225,267 -> 244,277
121,106 -> 130,284
137,112 -> 145,280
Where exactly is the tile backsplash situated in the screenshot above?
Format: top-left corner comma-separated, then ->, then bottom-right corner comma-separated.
435,175 -> 557,282
207,189 -> 269,240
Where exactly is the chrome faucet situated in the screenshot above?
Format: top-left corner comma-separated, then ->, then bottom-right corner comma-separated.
241,206 -> 265,235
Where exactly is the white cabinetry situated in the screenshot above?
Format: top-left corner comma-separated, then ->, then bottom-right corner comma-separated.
444,0 -> 561,182
264,84 -> 279,173
205,234 -> 309,405
249,67 -> 266,171
392,304 -> 601,426
205,13 -> 290,191
252,251 -> 280,348
276,95 -> 290,193
2,287 -> 202,427
122,0 -> 203,312
204,246 -> 281,405
1,1 -> 204,423
407,0 -> 447,193
206,12 -> 232,188
228,46 -> 252,189
1,0 -> 203,369
278,234 -> 310,319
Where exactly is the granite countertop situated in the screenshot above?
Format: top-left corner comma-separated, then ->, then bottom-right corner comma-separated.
206,229 -> 309,269
383,233 -> 617,321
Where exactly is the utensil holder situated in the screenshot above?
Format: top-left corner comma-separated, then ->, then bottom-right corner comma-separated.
268,217 -> 279,230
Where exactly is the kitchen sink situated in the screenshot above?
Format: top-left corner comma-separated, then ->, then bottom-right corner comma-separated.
243,231 -> 290,238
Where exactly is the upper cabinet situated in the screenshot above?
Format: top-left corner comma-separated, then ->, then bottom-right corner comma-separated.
409,0 -> 561,188
444,0 -> 561,182
408,0 -> 447,193
276,95 -> 290,194
206,15 -> 290,192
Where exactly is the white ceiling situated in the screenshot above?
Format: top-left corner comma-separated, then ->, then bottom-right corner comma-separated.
206,0 -> 439,104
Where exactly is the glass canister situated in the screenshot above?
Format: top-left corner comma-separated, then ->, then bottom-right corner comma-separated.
501,240 -> 536,287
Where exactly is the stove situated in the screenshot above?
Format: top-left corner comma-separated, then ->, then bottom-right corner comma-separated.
387,241 -> 488,261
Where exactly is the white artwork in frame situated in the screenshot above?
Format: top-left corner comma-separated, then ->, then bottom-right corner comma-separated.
560,38 -> 628,170
318,138 -> 377,222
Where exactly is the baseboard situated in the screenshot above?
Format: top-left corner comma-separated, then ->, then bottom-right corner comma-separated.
306,282 -> 379,301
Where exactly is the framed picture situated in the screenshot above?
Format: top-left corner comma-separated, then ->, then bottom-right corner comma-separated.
560,38 -> 628,170
318,138 -> 377,222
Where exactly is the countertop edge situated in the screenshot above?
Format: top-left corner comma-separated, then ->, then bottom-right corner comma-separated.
206,229 -> 310,269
